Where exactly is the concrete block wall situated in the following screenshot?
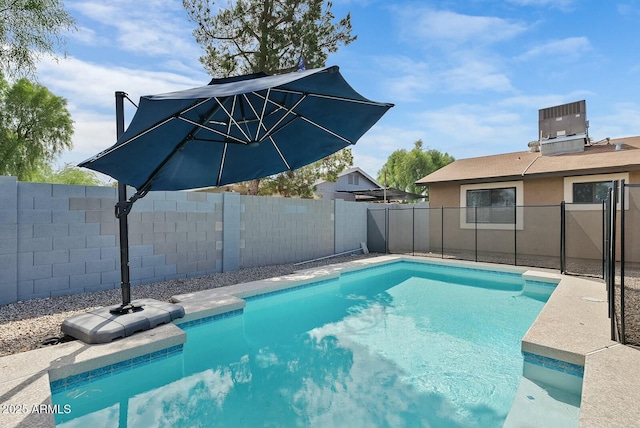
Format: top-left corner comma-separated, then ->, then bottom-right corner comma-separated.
0,178 -> 225,305
0,177 -> 18,304
334,198 -> 369,253
240,195 -> 335,266
0,178 -> 370,304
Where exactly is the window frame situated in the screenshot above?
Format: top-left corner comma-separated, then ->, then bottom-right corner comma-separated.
563,173 -> 629,211
460,181 -> 524,230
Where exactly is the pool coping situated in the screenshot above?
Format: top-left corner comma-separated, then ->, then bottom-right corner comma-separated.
1,255 -> 639,427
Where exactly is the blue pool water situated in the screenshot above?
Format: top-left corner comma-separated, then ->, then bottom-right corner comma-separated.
52,261 -> 548,427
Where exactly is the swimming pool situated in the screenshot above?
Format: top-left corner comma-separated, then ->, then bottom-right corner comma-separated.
51,261 -> 552,427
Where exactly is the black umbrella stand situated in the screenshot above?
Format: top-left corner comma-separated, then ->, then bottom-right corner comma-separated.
111,91 -> 140,315
60,92 -> 184,344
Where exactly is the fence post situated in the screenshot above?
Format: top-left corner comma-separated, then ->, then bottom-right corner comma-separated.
620,179 -> 626,344
560,201 -> 566,274
475,205 -> 478,263
385,207 -> 389,254
605,189 -> 612,317
602,200 -> 606,279
441,206 -> 444,259
610,182 -> 618,341
412,206 -> 415,256
514,205 -> 517,266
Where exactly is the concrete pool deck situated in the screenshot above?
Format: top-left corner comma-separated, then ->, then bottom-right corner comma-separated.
1,255 -> 639,427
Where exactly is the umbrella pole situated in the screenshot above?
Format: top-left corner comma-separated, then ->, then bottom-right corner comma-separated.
110,91 -> 141,315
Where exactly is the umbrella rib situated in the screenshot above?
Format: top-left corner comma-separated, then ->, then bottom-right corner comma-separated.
241,92 -> 270,142
136,102 -> 225,193
217,142 -> 228,186
256,88 -> 270,141
83,116 -> 176,162
253,93 -> 352,145
178,116 -> 247,145
299,116 -> 353,145
257,94 -> 307,142
268,136 -> 291,170
214,96 -> 252,143
273,88 -> 391,107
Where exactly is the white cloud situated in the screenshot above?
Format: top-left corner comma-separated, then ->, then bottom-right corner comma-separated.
67,25 -> 104,45
590,102 -> 640,140
373,56 -> 433,101
38,56 -> 206,111
352,125 -> 426,175
444,60 -> 513,93
397,8 -> 527,47
496,91 -> 594,126
374,55 -> 512,100
67,0 -> 202,62
414,104 -> 533,157
37,55 -> 208,168
507,0 -> 577,9
516,37 -> 591,62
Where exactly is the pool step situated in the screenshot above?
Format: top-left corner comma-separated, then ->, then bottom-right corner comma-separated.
504,377 -> 580,428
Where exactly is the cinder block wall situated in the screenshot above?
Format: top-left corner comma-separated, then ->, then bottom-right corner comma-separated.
334,198 -> 369,253
240,195 -> 334,266
0,178 -> 370,304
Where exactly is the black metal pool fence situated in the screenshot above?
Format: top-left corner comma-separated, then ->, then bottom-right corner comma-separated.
367,203 -> 604,275
365,179 -> 639,347
604,180 -> 640,346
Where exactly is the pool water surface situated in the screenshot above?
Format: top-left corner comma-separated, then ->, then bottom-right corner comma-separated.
52,262 -> 548,427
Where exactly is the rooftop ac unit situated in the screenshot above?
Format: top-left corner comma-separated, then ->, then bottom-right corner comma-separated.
539,100 -> 587,140
538,100 -> 588,155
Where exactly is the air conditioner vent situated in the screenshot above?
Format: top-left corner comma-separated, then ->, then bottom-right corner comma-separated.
538,100 -> 588,142
540,101 -> 585,121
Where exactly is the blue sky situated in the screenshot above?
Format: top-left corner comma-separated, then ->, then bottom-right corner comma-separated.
38,0 -> 640,183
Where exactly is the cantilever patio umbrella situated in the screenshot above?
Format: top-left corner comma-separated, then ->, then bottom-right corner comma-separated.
79,65 -> 393,315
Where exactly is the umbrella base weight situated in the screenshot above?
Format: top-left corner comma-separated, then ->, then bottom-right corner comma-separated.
109,303 -> 144,315
61,298 -> 185,344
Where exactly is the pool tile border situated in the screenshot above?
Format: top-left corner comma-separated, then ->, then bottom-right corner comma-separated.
243,277 -> 337,301
524,279 -> 558,289
399,260 -> 524,279
50,345 -> 184,394
178,308 -> 244,328
522,350 -> 584,378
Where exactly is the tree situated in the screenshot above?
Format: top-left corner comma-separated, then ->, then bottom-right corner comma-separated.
183,0 -> 356,193
0,77 -> 73,180
378,140 -> 454,197
0,0 -> 75,78
259,148 -> 352,198
28,163 -> 104,186
184,0 -> 355,76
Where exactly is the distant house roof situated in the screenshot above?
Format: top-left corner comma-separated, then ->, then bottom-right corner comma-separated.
314,166 -> 382,188
338,188 -> 426,202
416,136 -> 640,185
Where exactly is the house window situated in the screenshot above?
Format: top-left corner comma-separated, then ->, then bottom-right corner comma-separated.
348,174 -> 359,185
466,187 -> 516,223
563,173 -> 629,211
572,181 -> 613,204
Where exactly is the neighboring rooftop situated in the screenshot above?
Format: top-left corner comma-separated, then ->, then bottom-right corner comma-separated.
313,166 -> 382,188
416,135 -> 640,185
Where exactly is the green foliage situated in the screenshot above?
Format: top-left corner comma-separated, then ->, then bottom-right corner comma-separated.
259,148 -> 353,198
183,0 -> 356,76
0,76 -> 73,180
0,0 -> 75,78
184,0 -> 357,195
378,140 -> 454,196
27,163 -> 104,186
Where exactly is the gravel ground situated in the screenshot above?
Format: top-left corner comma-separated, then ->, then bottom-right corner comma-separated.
0,253 -> 377,358
2,252 -> 639,358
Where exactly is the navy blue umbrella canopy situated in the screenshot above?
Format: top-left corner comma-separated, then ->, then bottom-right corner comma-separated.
80,66 -> 393,192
